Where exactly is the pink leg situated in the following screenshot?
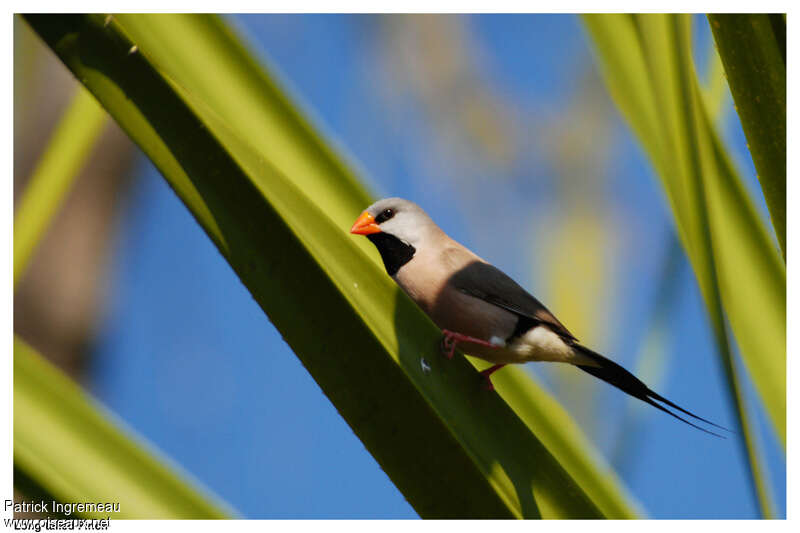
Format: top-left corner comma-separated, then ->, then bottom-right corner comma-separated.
440,329 -> 498,360
479,364 -> 507,391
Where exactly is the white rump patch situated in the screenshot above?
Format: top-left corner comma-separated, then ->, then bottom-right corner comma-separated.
489,336 -> 507,347
515,326 -> 576,363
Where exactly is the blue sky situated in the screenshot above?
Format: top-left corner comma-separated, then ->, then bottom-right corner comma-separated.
87,14 -> 784,518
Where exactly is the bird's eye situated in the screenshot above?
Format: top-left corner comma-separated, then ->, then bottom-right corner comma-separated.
375,208 -> 395,224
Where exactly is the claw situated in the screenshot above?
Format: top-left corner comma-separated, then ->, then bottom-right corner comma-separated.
440,329 -> 500,359
438,331 -> 507,390
439,334 -> 456,359
479,364 -> 507,391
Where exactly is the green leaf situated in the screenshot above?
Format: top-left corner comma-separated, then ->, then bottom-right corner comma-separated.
114,15 -> 639,515
707,14 -> 786,259
14,336 -> 233,518
701,32 -> 730,123
23,14 -> 640,518
582,14 -> 783,517
111,14 -> 376,255
14,85 -> 107,287
483,365 -> 645,518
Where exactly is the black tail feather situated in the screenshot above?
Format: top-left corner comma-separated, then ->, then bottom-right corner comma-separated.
573,344 -> 728,438
640,395 -> 726,438
648,389 -> 732,433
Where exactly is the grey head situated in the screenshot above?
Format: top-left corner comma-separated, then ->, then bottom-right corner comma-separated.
364,198 -> 441,247
354,198 -> 442,276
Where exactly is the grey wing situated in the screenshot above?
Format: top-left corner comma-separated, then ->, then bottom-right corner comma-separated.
447,260 -> 577,342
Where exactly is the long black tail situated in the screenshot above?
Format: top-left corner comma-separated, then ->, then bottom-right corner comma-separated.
573,344 -> 730,438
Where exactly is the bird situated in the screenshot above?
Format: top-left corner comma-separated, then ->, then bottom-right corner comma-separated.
350,197 -> 728,437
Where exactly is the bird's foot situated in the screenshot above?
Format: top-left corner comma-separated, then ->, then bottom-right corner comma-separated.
440,332 -> 457,359
440,330 -> 498,360
479,364 -> 507,391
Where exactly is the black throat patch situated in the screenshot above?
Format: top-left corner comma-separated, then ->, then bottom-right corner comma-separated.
367,233 -> 416,276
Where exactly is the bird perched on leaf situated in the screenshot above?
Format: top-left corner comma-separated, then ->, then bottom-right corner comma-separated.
350,197 -> 727,437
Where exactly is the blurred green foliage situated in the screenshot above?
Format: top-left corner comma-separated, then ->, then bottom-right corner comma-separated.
18,13 -> 641,518
584,13 -> 784,517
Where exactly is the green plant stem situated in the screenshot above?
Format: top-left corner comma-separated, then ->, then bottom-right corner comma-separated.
707,14 -> 786,259
14,85 -> 108,288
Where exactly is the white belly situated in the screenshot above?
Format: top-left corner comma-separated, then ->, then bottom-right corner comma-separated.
452,325 -> 597,366
508,326 -> 583,363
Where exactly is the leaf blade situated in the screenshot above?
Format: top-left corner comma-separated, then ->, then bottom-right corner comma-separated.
13,85 -> 107,287
14,336 -> 234,519
583,13 -> 783,517
23,13 -> 645,518
707,14 -> 785,258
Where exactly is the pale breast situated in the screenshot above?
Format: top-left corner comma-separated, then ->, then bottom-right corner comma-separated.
393,240 -> 585,365
393,243 -> 468,313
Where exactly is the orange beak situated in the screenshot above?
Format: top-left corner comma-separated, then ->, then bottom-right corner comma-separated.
350,211 -> 382,235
